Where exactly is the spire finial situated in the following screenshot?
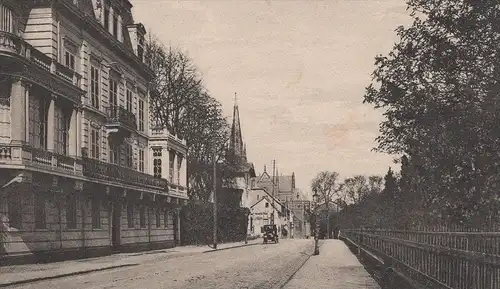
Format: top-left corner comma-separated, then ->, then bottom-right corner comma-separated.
234,92 -> 237,106
264,164 -> 267,173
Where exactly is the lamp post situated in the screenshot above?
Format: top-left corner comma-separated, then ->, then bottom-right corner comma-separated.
313,189 -> 319,256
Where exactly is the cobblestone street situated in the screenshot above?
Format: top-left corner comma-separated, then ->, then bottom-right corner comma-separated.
3,239 -> 379,289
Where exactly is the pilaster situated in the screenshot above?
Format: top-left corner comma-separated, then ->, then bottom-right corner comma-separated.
76,108 -> 82,158
68,107 -> 77,157
46,96 -> 55,152
10,79 -> 27,145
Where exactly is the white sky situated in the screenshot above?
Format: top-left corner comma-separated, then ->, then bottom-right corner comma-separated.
130,0 -> 412,193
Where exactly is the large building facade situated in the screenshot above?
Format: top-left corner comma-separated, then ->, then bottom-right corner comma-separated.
0,0 -> 187,264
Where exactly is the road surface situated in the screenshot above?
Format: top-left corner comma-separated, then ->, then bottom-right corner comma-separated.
9,239 -> 314,289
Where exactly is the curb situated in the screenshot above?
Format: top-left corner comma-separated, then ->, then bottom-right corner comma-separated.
0,263 -> 139,287
202,242 -> 260,253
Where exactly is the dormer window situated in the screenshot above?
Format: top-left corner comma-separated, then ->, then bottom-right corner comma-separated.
112,12 -> 118,36
137,36 -> 144,61
103,5 -> 109,31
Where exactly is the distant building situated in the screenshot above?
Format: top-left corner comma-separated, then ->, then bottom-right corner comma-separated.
251,169 -> 311,238
244,188 -> 293,238
0,0 -> 187,264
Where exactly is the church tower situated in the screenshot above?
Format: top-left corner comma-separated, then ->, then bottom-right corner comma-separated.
229,93 -> 247,162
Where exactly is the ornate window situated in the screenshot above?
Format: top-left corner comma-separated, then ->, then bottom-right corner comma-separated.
109,139 -> 119,164
29,95 -> 48,149
124,143 -> 133,168
153,148 -> 162,178
169,150 -> 175,183
138,98 -> 144,132
90,126 -> 100,159
177,154 -> 183,185
138,148 -> 145,172
90,65 -> 100,109
54,103 -> 70,155
109,78 -> 118,111
126,88 -> 132,112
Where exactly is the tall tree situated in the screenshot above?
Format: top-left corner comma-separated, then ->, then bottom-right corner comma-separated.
363,1 -> 500,225
343,175 -> 369,205
311,171 -> 343,238
145,36 -> 232,201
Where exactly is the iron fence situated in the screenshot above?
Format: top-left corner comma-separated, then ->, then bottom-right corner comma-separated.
342,228 -> 500,289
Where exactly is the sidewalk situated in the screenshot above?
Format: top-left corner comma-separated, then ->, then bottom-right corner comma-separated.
284,240 -> 381,289
0,239 -> 260,287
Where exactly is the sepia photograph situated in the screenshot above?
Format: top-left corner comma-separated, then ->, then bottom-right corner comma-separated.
0,0 -> 498,288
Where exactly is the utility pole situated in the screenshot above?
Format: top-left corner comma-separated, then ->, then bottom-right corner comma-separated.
271,160 -> 275,225
213,150 -> 217,250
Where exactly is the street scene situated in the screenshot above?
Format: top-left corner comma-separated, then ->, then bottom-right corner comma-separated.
2,0 -> 500,288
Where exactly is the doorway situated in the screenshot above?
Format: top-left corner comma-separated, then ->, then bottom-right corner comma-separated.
111,202 -> 121,250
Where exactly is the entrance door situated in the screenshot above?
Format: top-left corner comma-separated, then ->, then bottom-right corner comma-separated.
111,203 -> 121,250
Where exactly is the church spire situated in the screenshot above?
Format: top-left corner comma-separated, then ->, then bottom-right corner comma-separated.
229,92 -> 245,161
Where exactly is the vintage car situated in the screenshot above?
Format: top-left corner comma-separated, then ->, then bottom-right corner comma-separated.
261,224 -> 279,244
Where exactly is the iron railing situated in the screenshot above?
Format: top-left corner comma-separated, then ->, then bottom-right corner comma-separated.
81,157 -> 168,190
106,105 -> 137,130
342,228 -> 500,289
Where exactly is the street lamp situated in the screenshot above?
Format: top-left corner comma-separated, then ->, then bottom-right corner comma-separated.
312,189 -> 319,256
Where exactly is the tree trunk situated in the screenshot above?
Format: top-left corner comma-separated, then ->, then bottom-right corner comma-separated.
326,202 -> 330,239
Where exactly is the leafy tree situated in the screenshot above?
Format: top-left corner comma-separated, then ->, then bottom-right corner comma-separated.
343,175 -> 369,204
311,171 -> 343,238
363,0 -> 500,225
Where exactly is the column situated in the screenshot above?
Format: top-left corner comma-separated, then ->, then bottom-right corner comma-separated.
46,97 -> 55,152
68,108 -> 77,157
10,79 -> 27,145
180,154 -> 187,188
76,109 -> 82,157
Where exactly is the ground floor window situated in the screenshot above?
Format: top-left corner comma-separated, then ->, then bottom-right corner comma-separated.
127,203 -> 134,228
156,208 -> 161,228
8,194 -> 22,229
34,193 -> 46,229
164,209 -> 169,228
91,198 -> 101,229
66,194 -> 77,229
139,206 -> 146,228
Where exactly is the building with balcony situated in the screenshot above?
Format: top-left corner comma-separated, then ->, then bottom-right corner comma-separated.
0,0 -> 188,264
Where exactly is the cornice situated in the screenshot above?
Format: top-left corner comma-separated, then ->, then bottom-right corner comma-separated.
56,0 -> 154,81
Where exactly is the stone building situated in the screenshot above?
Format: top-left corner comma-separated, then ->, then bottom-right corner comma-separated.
0,0 -> 187,264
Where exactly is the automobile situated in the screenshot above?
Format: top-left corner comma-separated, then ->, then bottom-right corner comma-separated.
261,224 -> 279,244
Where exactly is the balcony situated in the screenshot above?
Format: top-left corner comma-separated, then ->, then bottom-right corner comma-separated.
81,157 -> 169,191
0,144 -> 83,176
105,105 -> 137,137
168,183 -> 188,199
0,31 -> 83,104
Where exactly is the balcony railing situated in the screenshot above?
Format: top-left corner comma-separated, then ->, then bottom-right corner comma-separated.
0,144 -> 83,175
81,157 -> 168,190
106,105 -> 137,131
0,31 -> 82,91
150,127 -> 187,146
